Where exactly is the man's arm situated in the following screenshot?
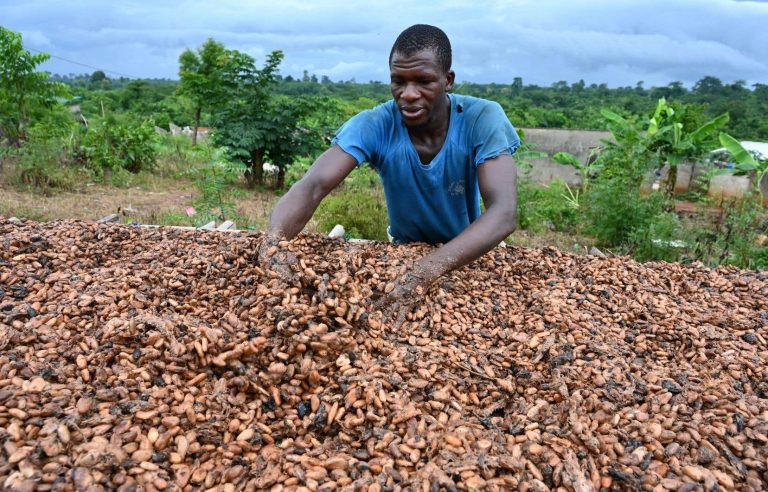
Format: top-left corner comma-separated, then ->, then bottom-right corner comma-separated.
413,154 -> 518,279
267,145 -> 358,239
378,155 -> 517,312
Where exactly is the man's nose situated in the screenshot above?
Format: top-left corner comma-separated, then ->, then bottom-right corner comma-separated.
401,83 -> 420,101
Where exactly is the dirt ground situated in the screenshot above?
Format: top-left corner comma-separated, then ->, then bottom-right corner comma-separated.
0,179 -> 280,231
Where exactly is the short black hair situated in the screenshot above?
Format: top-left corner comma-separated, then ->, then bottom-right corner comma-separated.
389,24 -> 452,74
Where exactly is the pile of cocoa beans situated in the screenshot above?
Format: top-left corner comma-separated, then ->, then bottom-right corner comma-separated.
1,218 -> 766,492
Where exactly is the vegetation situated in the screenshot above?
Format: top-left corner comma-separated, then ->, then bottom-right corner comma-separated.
2,25 -> 768,267
178,38 -> 231,146
0,26 -> 68,145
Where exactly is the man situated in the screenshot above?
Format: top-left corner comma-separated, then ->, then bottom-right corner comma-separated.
262,24 -> 520,316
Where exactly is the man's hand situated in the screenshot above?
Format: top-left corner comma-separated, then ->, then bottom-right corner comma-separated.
368,155 -> 517,328
258,234 -> 299,283
371,259 -> 445,328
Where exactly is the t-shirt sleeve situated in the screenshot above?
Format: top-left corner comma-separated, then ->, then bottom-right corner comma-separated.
331,110 -> 381,167
471,102 -> 521,166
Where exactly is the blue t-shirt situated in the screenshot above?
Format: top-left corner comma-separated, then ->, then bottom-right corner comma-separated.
331,94 -> 520,244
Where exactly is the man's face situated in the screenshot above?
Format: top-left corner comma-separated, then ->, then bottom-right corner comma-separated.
390,49 -> 455,129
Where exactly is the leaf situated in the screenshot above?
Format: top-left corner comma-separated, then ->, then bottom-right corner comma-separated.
719,132 -> 758,169
553,152 -> 582,169
600,109 -> 626,125
733,163 -> 756,175
689,113 -> 729,142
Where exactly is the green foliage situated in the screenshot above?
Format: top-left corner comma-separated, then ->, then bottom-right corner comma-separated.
517,180 -> 580,233
644,99 -> 728,168
13,133 -> 91,191
553,149 -> 602,190
155,134 -> 215,177
568,99 -> 731,262
210,48 -> 322,188
0,26 -> 69,144
187,151 -> 246,224
80,116 -> 157,174
9,110 -> 86,191
627,211 -> 682,263
178,39 -> 234,143
719,132 -> 768,202
315,166 -> 388,240
684,196 -> 768,268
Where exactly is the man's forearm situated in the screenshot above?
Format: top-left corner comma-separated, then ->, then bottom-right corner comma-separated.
267,181 -> 323,239
413,205 -> 516,282
266,146 -> 358,240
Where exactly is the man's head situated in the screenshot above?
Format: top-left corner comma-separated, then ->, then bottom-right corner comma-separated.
389,25 -> 455,129
389,24 -> 452,74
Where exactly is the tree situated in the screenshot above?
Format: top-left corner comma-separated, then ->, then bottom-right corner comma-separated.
178,38 -> 232,145
120,80 -> 150,111
0,26 -> 67,145
692,76 -> 724,102
212,50 -> 322,188
89,70 -> 110,90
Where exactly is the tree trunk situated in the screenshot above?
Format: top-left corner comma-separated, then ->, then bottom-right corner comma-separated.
277,166 -> 286,189
246,149 -> 265,188
666,164 -> 677,198
17,91 -> 27,145
192,107 -> 201,146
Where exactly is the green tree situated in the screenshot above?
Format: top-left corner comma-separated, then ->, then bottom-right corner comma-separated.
0,26 -> 67,145
178,38 -> 231,145
212,50 -> 322,188
89,70 -> 110,90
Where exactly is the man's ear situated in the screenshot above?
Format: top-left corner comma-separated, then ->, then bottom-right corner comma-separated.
445,70 -> 455,91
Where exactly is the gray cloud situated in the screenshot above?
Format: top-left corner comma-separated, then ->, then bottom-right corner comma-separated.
1,0 -> 767,87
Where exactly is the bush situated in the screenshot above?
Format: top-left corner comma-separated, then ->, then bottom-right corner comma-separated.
315,187 -> 388,240
187,152 -> 246,225
683,195 -> 768,268
628,210 -> 683,263
583,176 -> 667,247
517,180 -> 579,233
314,166 -> 388,240
155,134 -> 214,177
80,116 -> 157,174
13,135 -> 92,192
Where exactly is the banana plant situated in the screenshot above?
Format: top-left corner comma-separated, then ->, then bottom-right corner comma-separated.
605,99 -> 729,195
553,148 -> 602,191
719,132 -> 768,204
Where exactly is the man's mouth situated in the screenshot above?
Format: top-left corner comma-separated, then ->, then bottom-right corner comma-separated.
400,107 -> 425,119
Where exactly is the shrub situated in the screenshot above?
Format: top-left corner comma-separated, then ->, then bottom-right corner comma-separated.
314,166 -> 388,240
13,135 -> 91,192
517,179 -> 580,233
315,187 -> 388,240
627,210 -> 683,263
80,116 -> 157,174
683,195 -> 768,268
155,134 -> 214,177
186,152 -> 246,224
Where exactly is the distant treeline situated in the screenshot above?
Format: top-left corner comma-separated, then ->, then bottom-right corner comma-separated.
52,71 -> 768,140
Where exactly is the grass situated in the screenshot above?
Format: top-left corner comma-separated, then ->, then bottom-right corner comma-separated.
0,147 -> 280,230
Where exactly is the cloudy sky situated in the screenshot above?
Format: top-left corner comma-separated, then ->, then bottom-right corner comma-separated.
2,0 -> 767,88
